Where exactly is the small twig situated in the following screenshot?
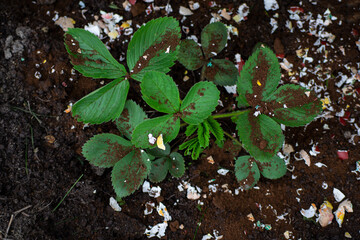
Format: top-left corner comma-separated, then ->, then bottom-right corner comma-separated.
14,205 -> 32,215
52,174 -> 84,212
5,205 -> 32,239
5,214 -> 14,239
25,137 -> 29,175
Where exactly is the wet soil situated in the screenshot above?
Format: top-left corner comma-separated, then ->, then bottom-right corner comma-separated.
1,0 -> 360,239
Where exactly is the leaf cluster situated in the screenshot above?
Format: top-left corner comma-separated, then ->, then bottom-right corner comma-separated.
232,44 -> 322,185
64,17 -> 181,124
177,22 -> 238,86
179,117 -> 224,160
64,17 -> 323,197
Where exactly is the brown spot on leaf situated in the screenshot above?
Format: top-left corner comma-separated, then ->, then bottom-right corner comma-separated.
131,31 -> 180,75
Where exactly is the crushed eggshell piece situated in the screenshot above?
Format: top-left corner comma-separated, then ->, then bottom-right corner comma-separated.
333,188 -> 345,202
300,203 -> 317,218
317,201 -> 334,227
156,134 -> 166,150
109,197 -> 122,212
300,149 -> 311,166
207,155 -> 215,164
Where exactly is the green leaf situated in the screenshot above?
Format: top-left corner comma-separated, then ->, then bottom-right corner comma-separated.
264,84 -> 322,127
132,114 -> 180,149
197,122 -> 210,148
178,39 -> 204,70
146,143 -> 171,157
82,133 -> 134,168
141,71 -> 180,113
64,28 -> 126,79
236,45 -> 280,106
235,155 -> 260,189
127,17 -> 181,81
169,152 -> 185,177
259,155 -> 287,179
204,116 -> 224,143
72,78 -> 129,124
148,157 -> 170,183
233,110 -> 284,162
111,149 -> 151,198
179,138 -> 203,160
180,82 -> 220,125
204,59 -> 238,86
179,138 -> 197,151
201,22 -> 228,59
115,100 -> 148,140
185,124 -> 198,137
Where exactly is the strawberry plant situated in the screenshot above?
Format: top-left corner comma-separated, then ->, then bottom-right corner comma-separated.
64,16 -> 322,198
231,44 -> 322,189
177,22 -> 238,86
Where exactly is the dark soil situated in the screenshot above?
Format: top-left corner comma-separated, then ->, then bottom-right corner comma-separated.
1,0 -> 360,239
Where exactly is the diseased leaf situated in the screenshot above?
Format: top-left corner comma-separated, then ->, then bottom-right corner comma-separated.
259,155 -> 287,179
204,59 -> 238,86
111,149 -> 151,198
168,152 -> 185,177
201,22 -> 228,58
72,78 -> 129,124
204,116 -> 224,143
127,17 -> 181,81
141,71 -> 180,113
65,28 -> 126,79
235,155 -> 260,189
146,143 -> 171,157
237,45 -> 280,107
115,100 -> 147,140
233,110 -> 284,162
132,114 -> 180,149
197,122 -> 210,148
178,39 -> 204,70
180,82 -> 220,125
148,157 -> 170,183
82,133 -> 134,168
264,84 -> 322,127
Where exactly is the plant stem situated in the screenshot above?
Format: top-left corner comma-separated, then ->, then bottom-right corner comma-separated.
212,110 -> 248,119
180,110 -> 248,128
223,131 -> 242,146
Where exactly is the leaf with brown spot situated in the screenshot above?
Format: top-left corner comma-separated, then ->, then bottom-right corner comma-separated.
168,152 -> 185,178
131,114 -> 180,149
111,149 -> 151,198
235,155 -> 260,189
233,110 -> 284,162
180,82 -> 220,125
140,71 -> 180,113
127,17 -> 181,81
64,28 -> 126,79
178,39 -> 204,70
82,133 -> 134,168
204,59 -> 238,86
148,157 -> 170,183
201,22 -> 228,59
264,84 -> 322,127
258,155 -> 287,179
115,100 -> 148,140
237,45 -> 280,106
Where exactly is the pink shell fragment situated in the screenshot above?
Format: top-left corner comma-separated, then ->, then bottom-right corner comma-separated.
337,150 -> 349,160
